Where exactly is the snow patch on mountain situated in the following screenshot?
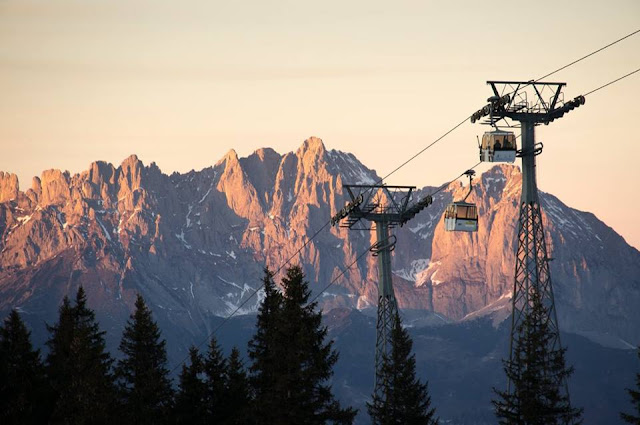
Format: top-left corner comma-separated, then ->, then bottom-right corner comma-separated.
393,258 -> 430,282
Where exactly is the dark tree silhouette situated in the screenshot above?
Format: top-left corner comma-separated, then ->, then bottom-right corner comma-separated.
115,294 -> 174,425
46,287 -> 115,424
222,347 -> 251,425
621,346 -> 640,424
248,266 -> 356,425
248,268 -> 284,424
493,291 -> 582,425
0,310 -> 48,425
174,347 -> 207,425
203,336 -> 227,422
367,312 -> 437,425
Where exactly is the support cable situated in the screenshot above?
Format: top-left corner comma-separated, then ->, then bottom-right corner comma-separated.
583,67 -> 640,96
376,116 -> 471,184
534,29 -> 639,82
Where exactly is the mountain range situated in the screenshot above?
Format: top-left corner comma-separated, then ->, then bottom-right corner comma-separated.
1,137 -> 639,423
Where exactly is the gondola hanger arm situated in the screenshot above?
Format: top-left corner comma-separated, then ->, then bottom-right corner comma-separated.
462,169 -> 475,202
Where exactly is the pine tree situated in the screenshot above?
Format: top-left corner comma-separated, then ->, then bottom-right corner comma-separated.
222,347 -> 251,425
367,312 -> 437,425
203,336 -> 227,422
621,346 -> 640,424
249,265 -> 356,425
115,293 -> 174,425
46,287 -> 115,424
493,291 -> 582,424
0,310 -> 48,425
174,347 -> 208,425
248,267 -> 284,424
45,295 -> 75,419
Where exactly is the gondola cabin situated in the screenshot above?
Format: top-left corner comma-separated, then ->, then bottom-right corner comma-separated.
444,202 -> 478,232
480,130 -> 517,163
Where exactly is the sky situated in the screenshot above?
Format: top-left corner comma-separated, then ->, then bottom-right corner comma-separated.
0,0 -> 639,248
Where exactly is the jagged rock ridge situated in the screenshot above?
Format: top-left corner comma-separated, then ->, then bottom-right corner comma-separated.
0,137 -> 639,353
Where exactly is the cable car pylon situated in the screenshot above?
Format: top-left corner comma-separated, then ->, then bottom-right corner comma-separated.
472,80 -> 585,419
331,183 -> 433,402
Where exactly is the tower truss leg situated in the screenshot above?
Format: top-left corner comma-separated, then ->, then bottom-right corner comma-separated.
372,220 -> 398,400
509,200 -> 562,361
374,294 -> 398,399
507,121 -> 572,410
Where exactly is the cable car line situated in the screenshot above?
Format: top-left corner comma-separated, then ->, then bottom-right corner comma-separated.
583,67 -> 640,97
376,115 -> 472,185
168,36 -> 639,372
534,28 -> 639,83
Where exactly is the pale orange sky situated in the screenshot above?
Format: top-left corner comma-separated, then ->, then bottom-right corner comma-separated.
0,0 -> 639,248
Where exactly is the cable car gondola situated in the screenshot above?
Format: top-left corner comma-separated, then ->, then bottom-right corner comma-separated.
479,130 -> 517,163
444,170 -> 478,232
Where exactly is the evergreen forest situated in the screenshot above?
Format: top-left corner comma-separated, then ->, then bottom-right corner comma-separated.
0,266 -> 637,424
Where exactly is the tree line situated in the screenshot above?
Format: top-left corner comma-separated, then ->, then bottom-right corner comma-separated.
0,265 -> 437,425
1,265 -> 639,424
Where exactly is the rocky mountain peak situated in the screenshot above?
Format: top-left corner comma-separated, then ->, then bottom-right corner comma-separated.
252,147 -> 279,161
0,172 -> 19,203
218,149 -> 239,166
88,160 -> 117,186
297,137 -> 327,163
39,169 -> 71,206
240,148 -> 282,206
118,154 -> 144,194
30,176 -> 42,198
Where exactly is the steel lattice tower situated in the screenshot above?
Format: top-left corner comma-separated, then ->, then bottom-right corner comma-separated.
471,81 -> 585,411
332,183 -> 433,400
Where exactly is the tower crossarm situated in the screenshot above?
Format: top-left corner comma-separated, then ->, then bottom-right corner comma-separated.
470,81 -> 585,126
332,184 -> 418,228
399,194 -> 434,226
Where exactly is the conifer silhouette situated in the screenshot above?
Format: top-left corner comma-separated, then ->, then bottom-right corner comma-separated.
115,294 -> 173,425
367,312 -> 437,425
249,266 -> 356,424
621,346 -> 640,424
493,291 -> 582,424
0,310 -> 48,425
46,287 -> 115,424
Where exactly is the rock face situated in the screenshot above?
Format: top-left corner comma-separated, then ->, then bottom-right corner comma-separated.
0,137 -> 639,353
0,172 -> 19,203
